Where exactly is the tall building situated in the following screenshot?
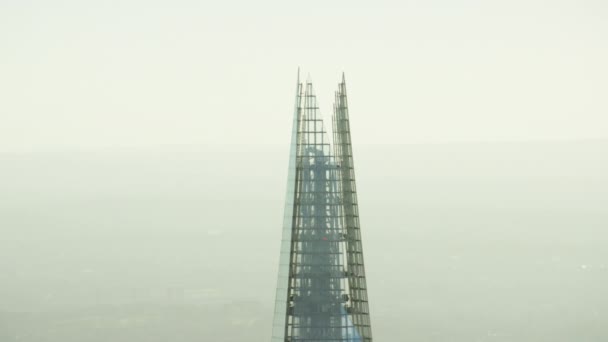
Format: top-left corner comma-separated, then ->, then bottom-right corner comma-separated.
272,72 -> 373,342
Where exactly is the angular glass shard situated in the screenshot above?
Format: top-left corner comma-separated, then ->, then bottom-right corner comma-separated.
272,72 -> 373,342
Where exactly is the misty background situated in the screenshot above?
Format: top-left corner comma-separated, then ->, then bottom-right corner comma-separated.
1,141 -> 607,341
1,0 -> 608,341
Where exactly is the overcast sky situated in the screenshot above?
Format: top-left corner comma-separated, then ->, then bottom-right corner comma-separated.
1,0 -> 607,153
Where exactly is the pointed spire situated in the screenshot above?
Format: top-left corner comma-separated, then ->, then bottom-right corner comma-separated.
342,72 -> 346,84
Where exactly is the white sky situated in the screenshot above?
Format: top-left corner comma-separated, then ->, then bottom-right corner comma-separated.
1,0 -> 607,152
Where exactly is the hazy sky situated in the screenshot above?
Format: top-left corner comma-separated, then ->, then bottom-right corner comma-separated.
1,0 -> 607,153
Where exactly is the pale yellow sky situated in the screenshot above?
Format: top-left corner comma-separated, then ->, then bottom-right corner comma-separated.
1,0 -> 607,152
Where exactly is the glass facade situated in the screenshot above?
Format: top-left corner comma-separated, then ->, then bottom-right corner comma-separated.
272,74 -> 372,342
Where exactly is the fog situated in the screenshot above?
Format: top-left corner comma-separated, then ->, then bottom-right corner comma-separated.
2,0 -> 608,339
1,140 -> 606,341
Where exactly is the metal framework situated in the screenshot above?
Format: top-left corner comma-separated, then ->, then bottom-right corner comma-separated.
272,72 -> 373,342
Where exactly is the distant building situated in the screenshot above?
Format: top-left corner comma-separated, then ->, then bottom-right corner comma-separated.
271,72 -> 373,341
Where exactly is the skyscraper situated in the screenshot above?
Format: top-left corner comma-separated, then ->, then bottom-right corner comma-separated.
272,72 -> 373,342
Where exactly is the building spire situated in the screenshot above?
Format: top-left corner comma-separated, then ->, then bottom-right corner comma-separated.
272,71 -> 373,342
297,67 -> 300,84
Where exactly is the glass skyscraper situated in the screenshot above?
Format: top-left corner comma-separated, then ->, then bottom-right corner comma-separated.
272,72 -> 373,342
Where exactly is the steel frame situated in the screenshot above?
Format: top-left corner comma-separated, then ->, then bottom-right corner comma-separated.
272,72 -> 372,342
